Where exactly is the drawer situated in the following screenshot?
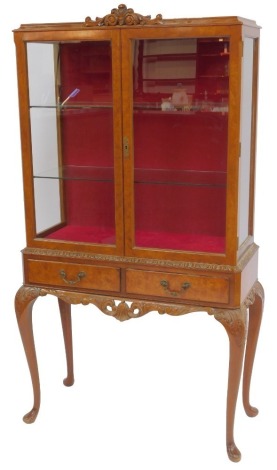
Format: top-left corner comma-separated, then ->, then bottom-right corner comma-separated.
126,269 -> 230,304
26,260 -> 120,293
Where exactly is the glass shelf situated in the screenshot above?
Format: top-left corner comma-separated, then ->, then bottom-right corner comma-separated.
134,168 -> 226,187
200,53 -> 229,57
198,75 -> 228,79
33,166 -> 226,188
143,53 -> 197,61
33,165 -> 114,181
134,106 -> 229,114
29,103 -> 113,110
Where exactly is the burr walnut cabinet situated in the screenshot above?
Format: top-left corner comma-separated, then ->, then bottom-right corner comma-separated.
13,5 -> 264,462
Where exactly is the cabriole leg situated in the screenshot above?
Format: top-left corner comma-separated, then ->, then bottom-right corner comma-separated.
15,286 -> 41,424
58,298 -> 74,387
214,307 -> 247,462
243,281 -> 264,417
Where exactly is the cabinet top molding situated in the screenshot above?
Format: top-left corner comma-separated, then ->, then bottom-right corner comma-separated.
85,3 -> 163,27
14,6 -> 259,32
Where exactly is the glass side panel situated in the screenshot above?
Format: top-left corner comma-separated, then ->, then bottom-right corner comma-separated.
132,38 -> 229,253
27,41 -> 115,245
238,38 -> 254,245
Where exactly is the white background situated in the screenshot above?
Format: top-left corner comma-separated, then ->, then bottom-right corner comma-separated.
0,1 -> 275,468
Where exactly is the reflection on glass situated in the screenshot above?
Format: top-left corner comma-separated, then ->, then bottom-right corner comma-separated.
27,41 -> 116,245
238,38 -> 254,245
133,37 -> 229,253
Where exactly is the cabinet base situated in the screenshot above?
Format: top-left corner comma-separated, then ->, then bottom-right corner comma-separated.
15,280 -> 264,462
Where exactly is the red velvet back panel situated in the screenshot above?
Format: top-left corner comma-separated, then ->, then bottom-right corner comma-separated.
59,42 -> 115,232
47,42 -> 227,252
134,112 -> 227,251
134,112 -> 228,172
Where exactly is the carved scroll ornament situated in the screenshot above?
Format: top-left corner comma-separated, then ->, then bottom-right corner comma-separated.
16,280 -> 262,324
85,4 -> 163,27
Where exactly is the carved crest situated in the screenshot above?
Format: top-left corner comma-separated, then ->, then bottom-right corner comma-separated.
85,4 -> 163,27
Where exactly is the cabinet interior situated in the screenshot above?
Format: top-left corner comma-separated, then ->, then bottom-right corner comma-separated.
29,36 -> 230,253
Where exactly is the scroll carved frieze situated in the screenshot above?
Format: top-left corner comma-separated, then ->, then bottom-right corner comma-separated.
84,4 -> 163,27
20,279 -> 261,326
37,288 -> 213,322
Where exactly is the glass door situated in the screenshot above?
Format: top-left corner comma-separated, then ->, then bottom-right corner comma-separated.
122,32 -> 230,257
237,37 -> 259,253
26,36 -> 123,253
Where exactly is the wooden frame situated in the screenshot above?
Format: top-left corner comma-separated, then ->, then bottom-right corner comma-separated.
13,6 -> 263,462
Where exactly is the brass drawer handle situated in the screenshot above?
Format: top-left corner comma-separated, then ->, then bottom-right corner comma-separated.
160,279 -> 191,297
60,270 -> 86,285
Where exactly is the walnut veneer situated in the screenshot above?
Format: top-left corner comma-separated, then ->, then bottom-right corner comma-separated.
13,5 -> 263,462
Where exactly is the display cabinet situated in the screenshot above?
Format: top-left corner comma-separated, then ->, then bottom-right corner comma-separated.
13,5 -> 264,462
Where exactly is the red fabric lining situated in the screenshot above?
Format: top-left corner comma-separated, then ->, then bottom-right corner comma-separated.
134,112 -> 228,172
46,224 -> 224,253
46,225 -> 115,244
136,230 -> 225,252
61,108 -> 114,167
44,42 -> 227,254
63,179 -> 115,227
135,184 -> 226,236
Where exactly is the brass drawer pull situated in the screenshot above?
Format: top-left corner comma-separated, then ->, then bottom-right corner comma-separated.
160,279 -> 191,297
60,270 -> 86,285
